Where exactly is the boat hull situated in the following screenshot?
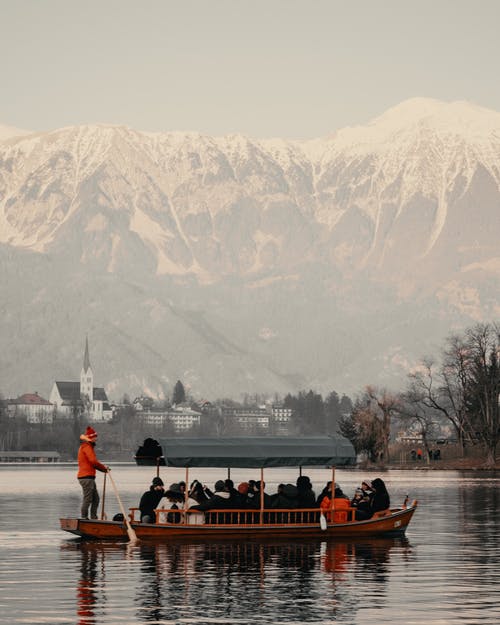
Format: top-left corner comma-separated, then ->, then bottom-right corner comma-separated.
60,505 -> 416,541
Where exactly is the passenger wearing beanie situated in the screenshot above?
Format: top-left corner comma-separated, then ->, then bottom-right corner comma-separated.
138,476 -> 165,523
236,482 -> 250,506
77,426 -> 109,519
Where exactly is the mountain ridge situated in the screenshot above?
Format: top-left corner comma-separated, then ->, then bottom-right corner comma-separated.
1,98 -> 499,399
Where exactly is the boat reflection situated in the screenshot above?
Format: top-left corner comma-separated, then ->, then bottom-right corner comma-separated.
63,537 -> 412,623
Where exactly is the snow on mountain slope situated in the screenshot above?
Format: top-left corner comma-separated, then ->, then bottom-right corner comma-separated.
1,99 -> 499,399
2,98 -> 498,272
0,124 -> 31,141
309,99 -> 500,278
1,98 -> 499,290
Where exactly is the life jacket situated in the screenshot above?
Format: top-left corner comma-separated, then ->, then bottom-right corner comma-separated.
320,495 -> 351,523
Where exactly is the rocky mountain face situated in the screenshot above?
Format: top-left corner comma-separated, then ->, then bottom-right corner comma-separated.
1,98 -> 499,400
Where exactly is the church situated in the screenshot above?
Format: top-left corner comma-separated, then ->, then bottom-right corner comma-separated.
49,338 -> 113,422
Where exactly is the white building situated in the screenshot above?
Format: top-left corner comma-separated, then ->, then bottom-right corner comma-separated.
6,393 -> 54,424
140,406 -> 202,432
271,405 -> 292,434
235,412 -> 270,430
49,338 -> 112,422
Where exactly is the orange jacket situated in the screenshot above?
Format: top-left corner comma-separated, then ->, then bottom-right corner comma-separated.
320,496 -> 351,522
320,496 -> 350,510
77,441 -> 107,478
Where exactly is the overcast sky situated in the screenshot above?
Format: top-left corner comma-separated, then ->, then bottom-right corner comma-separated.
1,0 -> 499,138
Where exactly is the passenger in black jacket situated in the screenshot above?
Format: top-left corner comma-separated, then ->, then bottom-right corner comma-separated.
272,483 -> 299,509
189,480 -> 231,511
246,480 -> 273,509
296,475 -> 316,508
370,478 -> 390,516
138,477 -> 165,523
316,481 -> 332,505
224,478 -> 242,507
236,482 -> 250,507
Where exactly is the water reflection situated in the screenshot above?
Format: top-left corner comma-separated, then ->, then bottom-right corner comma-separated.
74,542 -> 107,625
63,538 -> 411,624
136,543 -> 165,623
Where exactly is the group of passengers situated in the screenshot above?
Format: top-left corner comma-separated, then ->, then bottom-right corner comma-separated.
317,478 -> 390,522
138,474 -> 390,525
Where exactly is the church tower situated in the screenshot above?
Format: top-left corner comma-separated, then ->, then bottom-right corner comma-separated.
80,337 -> 94,403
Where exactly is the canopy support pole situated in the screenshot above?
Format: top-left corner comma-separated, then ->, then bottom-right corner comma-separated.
331,466 -> 336,519
260,467 -> 264,525
184,467 -> 189,524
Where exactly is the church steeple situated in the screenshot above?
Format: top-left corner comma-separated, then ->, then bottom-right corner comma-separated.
80,336 -> 94,402
83,336 -> 91,372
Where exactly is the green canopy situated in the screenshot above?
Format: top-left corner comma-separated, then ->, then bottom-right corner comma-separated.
137,436 -> 356,468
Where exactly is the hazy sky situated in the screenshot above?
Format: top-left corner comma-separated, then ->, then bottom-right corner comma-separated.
1,0 -> 499,138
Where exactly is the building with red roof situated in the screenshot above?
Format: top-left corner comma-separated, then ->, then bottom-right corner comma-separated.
6,392 -> 54,423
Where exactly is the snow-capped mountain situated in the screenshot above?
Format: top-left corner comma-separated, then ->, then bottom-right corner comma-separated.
1,98 -> 499,399
0,124 -> 30,141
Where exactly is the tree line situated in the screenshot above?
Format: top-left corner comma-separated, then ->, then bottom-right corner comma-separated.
0,385 -> 354,458
1,322 -> 498,465
340,322 -> 500,466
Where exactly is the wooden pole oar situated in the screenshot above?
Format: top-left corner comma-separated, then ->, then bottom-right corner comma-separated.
107,471 -> 139,543
100,472 -> 107,520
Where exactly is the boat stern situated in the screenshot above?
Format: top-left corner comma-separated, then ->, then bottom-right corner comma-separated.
60,518 -> 82,536
60,517 -> 130,539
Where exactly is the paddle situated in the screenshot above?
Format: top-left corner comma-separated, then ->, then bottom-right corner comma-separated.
107,471 -> 139,543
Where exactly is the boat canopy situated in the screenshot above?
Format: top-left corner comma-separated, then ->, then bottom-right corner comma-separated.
136,436 -> 356,468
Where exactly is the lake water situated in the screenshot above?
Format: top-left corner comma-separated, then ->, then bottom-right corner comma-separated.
0,465 -> 498,625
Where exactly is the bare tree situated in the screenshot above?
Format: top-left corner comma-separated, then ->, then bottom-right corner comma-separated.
396,385 -> 440,461
365,386 -> 399,463
339,397 -> 383,462
464,323 -> 500,466
406,323 -> 500,465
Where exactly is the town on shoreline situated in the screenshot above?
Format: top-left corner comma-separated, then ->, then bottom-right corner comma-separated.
2,321 -> 499,469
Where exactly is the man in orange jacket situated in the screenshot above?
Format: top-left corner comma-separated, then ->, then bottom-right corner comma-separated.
77,426 -> 109,519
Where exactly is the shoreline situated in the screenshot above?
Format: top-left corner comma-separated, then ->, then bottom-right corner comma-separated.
1,460 -> 498,470
364,459 -> 500,471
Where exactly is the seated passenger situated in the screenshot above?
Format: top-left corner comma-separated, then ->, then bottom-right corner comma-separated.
246,480 -> 272,509
245,480 -> 259,508
185,480 -> 205,525
158,483 -> 184,523
270,483 -> 285,505
271,483 -> 299,509
316,481 -> 332,505
224,479 -> 241,507
236,482 -> 250,507
138,476 -> 165,523
369,478 -> 390,517
189,479 -> 210,503
351,487 -> 364,507
189,480 -> 231,511
361,480 -> 374,498
296,475 -> 316,508
351,487 -> 371,521
320,485 -> 351,523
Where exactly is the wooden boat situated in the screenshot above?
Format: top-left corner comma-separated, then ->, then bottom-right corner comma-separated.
60,436 -> 417,540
